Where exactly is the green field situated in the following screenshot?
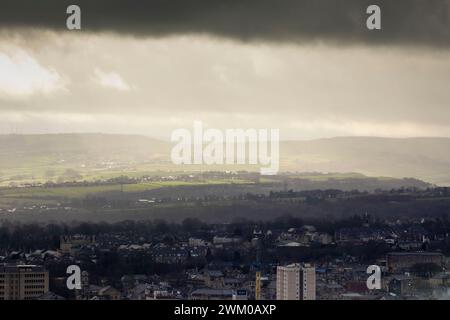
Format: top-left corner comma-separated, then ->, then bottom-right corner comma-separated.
0,178 -> 252,205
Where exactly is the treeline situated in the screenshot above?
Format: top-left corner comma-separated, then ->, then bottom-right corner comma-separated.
0,215 -> 351,251
1,213 -> 450,252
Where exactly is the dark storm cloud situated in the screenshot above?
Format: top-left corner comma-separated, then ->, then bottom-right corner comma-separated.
1,0 -> 449,45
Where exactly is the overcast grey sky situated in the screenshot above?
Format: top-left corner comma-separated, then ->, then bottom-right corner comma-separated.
0,0 -> 449,139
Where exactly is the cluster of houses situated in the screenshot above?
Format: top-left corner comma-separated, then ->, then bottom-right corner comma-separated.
1,219 -> 450,300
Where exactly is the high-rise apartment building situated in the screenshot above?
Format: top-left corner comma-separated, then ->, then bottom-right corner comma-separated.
0,264 -> 49,300
276,263 -> 316,300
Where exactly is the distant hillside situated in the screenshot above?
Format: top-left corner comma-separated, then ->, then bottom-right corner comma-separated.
0,133 -> 170,184
0,134 -> 449,185
0,133 -> 169,159
281,137 -> 450,185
